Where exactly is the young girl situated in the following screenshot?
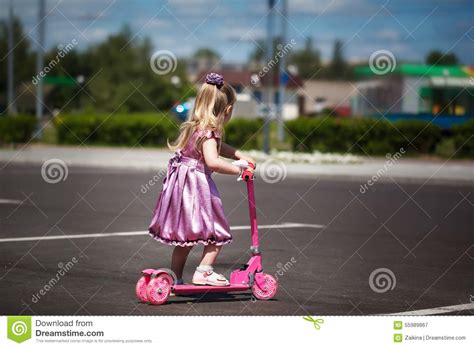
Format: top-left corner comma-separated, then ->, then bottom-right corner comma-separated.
149,73 -> 256,286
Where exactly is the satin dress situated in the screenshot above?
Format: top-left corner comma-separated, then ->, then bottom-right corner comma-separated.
148,129 -> 232,246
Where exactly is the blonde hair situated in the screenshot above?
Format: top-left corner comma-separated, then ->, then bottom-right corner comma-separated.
168,82 -> 236,152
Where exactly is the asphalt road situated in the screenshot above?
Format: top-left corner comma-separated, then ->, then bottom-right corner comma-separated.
0,163 -> 472,315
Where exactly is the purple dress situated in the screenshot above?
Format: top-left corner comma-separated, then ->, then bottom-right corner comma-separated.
148,129 -> 232,246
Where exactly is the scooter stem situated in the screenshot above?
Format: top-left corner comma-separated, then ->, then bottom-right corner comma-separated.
246,179 -> 260,253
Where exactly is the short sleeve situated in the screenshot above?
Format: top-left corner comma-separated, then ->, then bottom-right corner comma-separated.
197,128 -> 221,140
195,128 -> 221,155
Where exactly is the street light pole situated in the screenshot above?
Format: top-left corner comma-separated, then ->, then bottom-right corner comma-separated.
7,0 -> 17,115
277,0 -> 288,143
35,0 -> 46,137
263,0 -> 275,154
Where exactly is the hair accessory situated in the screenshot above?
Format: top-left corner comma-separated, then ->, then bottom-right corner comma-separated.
205,73 -> 224,87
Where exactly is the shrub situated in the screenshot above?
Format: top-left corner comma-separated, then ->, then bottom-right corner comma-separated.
0,115 -> 37,144
435,138 -> 456,158
451,120 -> 474,158
286,117 -> 443,156
55,113 -> 179,147
390,120 -> 441,154
224,118 -> 263,150
54,114 -> 264,150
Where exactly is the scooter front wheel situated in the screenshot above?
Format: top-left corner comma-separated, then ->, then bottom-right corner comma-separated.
146,273 -> 173,305
135,275 -> 151,302
252,273 -> 278,301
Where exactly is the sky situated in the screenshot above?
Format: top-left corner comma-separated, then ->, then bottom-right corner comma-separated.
1,0 -> 473,65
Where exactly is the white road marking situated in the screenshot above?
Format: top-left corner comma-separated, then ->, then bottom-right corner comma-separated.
0,199 -> 23,205
0,222 -> 324,243
387,302 -> 474,316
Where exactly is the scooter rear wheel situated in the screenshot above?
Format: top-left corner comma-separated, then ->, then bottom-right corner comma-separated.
252,273 -> 278,301
135,275 -> 150,302
146,273 -> 173,305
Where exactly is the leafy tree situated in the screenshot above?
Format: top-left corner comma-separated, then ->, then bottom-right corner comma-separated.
0,17 -> 35,97
248,39 -> 265,65
288,37 -> 322,79
193,47 -> 220,60
326,40 -> 351,80
80,27 -> 193,112
1,19 -> 194,114
248,36 -> 287,69
425,50 -> 459,66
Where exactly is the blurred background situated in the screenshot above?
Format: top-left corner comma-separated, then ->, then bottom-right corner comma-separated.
0,0 -> 473,157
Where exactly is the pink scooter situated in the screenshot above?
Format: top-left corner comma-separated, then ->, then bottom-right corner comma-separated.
135,168 -> 278,305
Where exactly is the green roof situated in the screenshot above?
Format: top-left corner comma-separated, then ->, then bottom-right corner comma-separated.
355,64 -> 474,79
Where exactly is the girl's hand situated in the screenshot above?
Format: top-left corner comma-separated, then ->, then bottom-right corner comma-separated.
240,166 -> 254,181
241,161 -> 255,181
247,158 -> 256,169
232,160 -> 255,181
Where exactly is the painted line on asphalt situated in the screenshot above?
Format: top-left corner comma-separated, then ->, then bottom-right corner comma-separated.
0,199 -> 23,205
0,222 -> 325,243
387,302 -> 474,316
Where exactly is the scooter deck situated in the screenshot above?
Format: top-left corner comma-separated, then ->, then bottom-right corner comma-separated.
173,284 -> 250,295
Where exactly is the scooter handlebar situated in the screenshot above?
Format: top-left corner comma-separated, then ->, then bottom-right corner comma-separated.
241,169 -> 254,181
233,160 -> 256,182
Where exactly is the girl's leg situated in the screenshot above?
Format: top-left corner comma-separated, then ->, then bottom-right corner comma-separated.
199,244 -> 222,266
171,245 -> 193,279
192,245 -> 229,286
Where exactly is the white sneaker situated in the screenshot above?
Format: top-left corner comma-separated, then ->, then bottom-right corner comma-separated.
192,269 -> 229,286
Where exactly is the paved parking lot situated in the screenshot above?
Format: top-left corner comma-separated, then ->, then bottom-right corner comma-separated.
0,163 -> 472,315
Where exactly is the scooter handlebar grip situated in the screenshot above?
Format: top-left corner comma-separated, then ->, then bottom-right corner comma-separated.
241,169 -> 254,181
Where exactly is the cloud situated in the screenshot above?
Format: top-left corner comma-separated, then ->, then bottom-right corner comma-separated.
219,26 -> 265,43
85,28 -> 109,41
1,0 -> 471,65
374,29 -> 401,41
289,0 -> 377,16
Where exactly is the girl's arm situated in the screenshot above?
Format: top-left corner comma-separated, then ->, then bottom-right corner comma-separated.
203,138 -> 240,175
219,142 -> 256,167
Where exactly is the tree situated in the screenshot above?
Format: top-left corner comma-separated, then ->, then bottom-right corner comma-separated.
0,20 -> 194,114
0,17 -> 35,97
288,37 -> 321,79
82,26 -> 192,112
193,47 -> 220,60
326,40 -> 350,80
248,39 -> 266,66
249,37 -> 282,65
425,50 -> 459,66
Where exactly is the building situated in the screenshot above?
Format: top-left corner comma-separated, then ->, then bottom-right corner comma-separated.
352,64 -> 474,128
302,80 -> 357,117
194,69 -> 304,120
